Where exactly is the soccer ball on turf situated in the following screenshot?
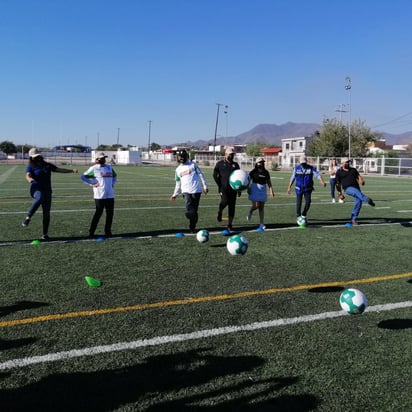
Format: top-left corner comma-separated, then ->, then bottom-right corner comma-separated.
339,288 -> 368,315
297,215 -> 306,226
229,169 -> 250,191
226,234 -> 249,255
196,229 -> 209,243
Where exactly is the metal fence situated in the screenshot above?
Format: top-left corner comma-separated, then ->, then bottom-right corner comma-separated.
2,151 -> 412,177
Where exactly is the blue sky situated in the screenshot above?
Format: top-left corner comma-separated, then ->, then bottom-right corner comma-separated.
1,0 -> 412,148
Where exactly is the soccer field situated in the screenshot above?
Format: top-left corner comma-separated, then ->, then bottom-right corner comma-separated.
0,164 -> 411,411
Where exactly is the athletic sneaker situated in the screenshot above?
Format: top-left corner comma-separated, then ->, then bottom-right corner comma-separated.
227,225 -> 233,232
332,198 -> 336,203
259,224 -> 266,230
22,217 -> 30,227
367,198 -> 375,207
41,234 -> 50,241
246,211 -> 252,221
338,199 -> 345,204
351,221 -> 359,226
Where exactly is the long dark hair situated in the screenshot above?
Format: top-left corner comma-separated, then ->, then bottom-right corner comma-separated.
29,155 -> 44,165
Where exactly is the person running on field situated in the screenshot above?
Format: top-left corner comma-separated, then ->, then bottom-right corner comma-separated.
22,147 -> 78,241
247,157 -> 275,230
287,156 -> 326,224
170,149 -> 208,233
213,147 -> 241,232
335,158 -> 375,226
81,152 -> 117,238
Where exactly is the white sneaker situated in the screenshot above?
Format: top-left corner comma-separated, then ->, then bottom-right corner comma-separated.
338,199 -> 345,203
259,224 -> 266,230
332,198 -> 336,203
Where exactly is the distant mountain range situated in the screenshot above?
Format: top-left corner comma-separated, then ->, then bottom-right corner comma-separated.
184,122 -> 412,148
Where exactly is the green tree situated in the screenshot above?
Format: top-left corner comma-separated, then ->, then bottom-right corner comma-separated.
307,119 -> 379,158
0,140 -> 18,154
150,142 -> 161,151
16,144 -> 32,155
245,143 -> 266,157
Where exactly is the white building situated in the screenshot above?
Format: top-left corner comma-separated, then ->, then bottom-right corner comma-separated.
280,136 -> 312,168
92,150 -> 142,165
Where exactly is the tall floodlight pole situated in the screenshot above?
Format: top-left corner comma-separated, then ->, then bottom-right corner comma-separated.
345,77 -> 352,159
147,120 -> 152,159
213,103 -> 224,163
117,128 -> 120,145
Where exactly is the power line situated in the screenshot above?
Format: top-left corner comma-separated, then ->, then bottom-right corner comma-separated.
371,111 -> 412,130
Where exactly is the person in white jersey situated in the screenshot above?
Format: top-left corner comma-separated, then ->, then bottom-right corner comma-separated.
81,152 -> 117,238
170,149 -> 208,233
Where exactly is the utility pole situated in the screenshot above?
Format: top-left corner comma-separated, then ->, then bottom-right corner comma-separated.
335,104 -> 347,124
117,128 -> 120,146
147,120 -> 152,159
213,103 -> 228,163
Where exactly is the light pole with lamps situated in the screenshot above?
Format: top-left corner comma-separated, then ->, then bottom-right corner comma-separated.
213,103 -> 228,163
345,77 -> 352,159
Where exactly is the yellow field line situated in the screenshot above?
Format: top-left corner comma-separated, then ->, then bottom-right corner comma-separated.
1,272 -> 411,328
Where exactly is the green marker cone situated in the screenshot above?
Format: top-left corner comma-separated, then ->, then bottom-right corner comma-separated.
85,276 -> 101,287
31,239 -> 41,245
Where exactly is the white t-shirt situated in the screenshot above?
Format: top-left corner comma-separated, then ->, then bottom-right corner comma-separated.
81,164 -> 117,199
172,161 -> 208,197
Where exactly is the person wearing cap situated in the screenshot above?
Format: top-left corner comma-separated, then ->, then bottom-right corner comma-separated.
287,156 -> 326,224
170,149 -> 208,233
22,147 -> 78,240
246,157 -> 275,230
81,151 -> 117,237
213,147 -> 240,232
335,158 -> 375,226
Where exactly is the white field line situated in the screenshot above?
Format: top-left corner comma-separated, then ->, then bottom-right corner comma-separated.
1,219 -> 411,248
1,301 -> 411,371
0,166 -> 18,184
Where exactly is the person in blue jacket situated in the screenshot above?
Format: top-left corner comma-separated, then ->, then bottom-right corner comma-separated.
287,156 -> 326,224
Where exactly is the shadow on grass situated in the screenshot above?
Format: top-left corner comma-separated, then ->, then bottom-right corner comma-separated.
305,216 -> 411,227
0,337 -> 37,351
0,300 -> 50,318
2,217 -> 411,247
307,286 -> 345,293
377,319 -> 412,330
0,348 -> 319,411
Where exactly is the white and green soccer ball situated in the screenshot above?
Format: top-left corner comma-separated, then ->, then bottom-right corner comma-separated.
226,234 -> 249,255
297,215 -> 306,226
196,229 -> 209,243
229,169 -> 250,191
339,288 -> 368,315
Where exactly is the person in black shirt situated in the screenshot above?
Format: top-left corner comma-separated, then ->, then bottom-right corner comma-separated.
247,157 -> 275,230
335,158 -> 375,225
213,148 -> 240,232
